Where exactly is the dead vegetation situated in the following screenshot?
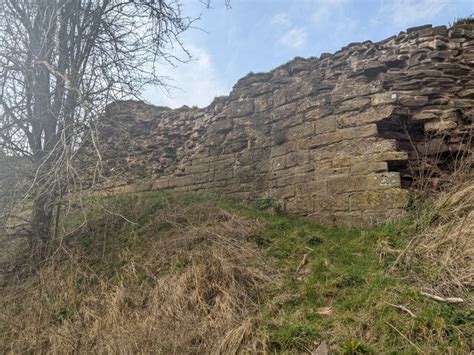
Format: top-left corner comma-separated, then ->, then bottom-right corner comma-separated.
401,166 -> 474,305
0,196 -> 276,354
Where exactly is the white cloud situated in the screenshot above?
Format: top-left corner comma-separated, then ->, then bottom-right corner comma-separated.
386,0 -> 448,26
311,0 -> 358,38
142,45 -> 226,108
271,12 -> 291,27
279,27 -> 308,49
312,0 -> 349,24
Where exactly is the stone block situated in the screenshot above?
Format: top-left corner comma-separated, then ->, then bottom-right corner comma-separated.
270,185 -> 296,199
214,168 -> 233,181
296,180 -> 327,195
350,189 -> 408,210
328,172 -> 400,193
173,175 -> 196,187
211,118 -> 233,133
286,151 -> 310,167
328,174 -> 365,193
273,82 -> 313,107
286,197 -> 314,214
287,122 -> 315,140
334,97 -> 371,114
152,177 -> 170,190
399,95 -> 429,107
424,119 -> 457,132
272,155 -> 286,171
193,172 -> 213,184
340,124 -> 378,140
270,168 -> 294,180
226,99 -> 255,118
305,105 -> 334,120
254,94 -> 273,113
334,211 -> 362,226
336,106 -> 394,127
234,165 -> 255,183
366,172 -> 401,190
313,193 -> 349,212
371,93 -> 399,106
185,163 -> 209,174
301,131 -> 343,149
315,116 -> 337,134
271,143 -> 289,157
276,175 -> 296,187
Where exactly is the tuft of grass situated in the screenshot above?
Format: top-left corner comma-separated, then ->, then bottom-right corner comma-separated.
452,15 -> 474,27
400,175 -> 474,305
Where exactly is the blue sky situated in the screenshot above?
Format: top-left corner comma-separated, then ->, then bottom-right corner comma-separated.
143,0 -> 474,108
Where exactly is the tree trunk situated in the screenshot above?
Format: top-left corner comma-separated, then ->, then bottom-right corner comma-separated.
31,192 -> 54,257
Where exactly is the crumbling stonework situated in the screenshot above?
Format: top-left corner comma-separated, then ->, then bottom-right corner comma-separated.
97,24 -> 473,226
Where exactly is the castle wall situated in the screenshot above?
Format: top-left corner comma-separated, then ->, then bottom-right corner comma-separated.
98,24 -> 474,226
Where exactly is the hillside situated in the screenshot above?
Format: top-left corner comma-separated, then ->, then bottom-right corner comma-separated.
1,189 -> 472,353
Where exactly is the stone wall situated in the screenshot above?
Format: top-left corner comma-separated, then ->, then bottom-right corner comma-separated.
96,24 -> 473,226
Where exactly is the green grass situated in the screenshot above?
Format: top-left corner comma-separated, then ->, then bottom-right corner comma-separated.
59,191 -> 474,353
452,15 -> 474,27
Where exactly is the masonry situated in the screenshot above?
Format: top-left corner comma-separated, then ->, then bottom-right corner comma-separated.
95,24 -> 474,226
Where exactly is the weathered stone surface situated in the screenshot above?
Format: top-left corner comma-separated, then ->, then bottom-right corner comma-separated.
336,106 -> 394,127
92,24 -> 474,227
350,189 -> 409,210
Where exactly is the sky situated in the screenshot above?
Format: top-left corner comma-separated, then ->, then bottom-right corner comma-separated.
143,0 -> 474,109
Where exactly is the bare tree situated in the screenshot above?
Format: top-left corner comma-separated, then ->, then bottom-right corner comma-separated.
0,0 -> 220,256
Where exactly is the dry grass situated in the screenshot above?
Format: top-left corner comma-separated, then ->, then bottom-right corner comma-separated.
0,198 -> 276,353
402,172 -> 474,304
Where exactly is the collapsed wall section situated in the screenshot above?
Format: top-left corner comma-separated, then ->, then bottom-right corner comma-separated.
97,24 -> 473,226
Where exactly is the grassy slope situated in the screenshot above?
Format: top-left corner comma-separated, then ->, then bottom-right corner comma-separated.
1,191 -> 473,353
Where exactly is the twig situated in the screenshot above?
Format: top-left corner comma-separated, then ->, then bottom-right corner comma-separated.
388,236 -> 417,272
386,302 -> 416,318
102,207 -> 138,225
296,253 -> 308,273
420,291 -> 464,304
385,321 -> 424,354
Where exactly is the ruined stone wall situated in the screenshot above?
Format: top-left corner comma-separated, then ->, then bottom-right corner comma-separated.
97,24 -> 473,226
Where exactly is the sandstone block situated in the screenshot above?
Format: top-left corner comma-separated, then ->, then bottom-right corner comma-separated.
334,211 -> 362,226
211,118 -> 233,133
270,185 -> 296,199
371,93 -> 399,106
334,97 -> 371,114
286,197 -> 314,214
350,189 -> 408,210
273,82 -> 313,107
272,155 -> 286,171
287,122 -> 315,139
336,106 -> 393,127
226,100 -> 255,118
296,180 -> 327,195
152,178 -> 170,190
424,119 -> 457,132
399,95 -> 429,107
315,116 -> 337,134
314,193 -> 349,211
185,163 -> 209,174
286,151 -> 310,167
254,94 -> 273,112
328,172 -> 400,193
